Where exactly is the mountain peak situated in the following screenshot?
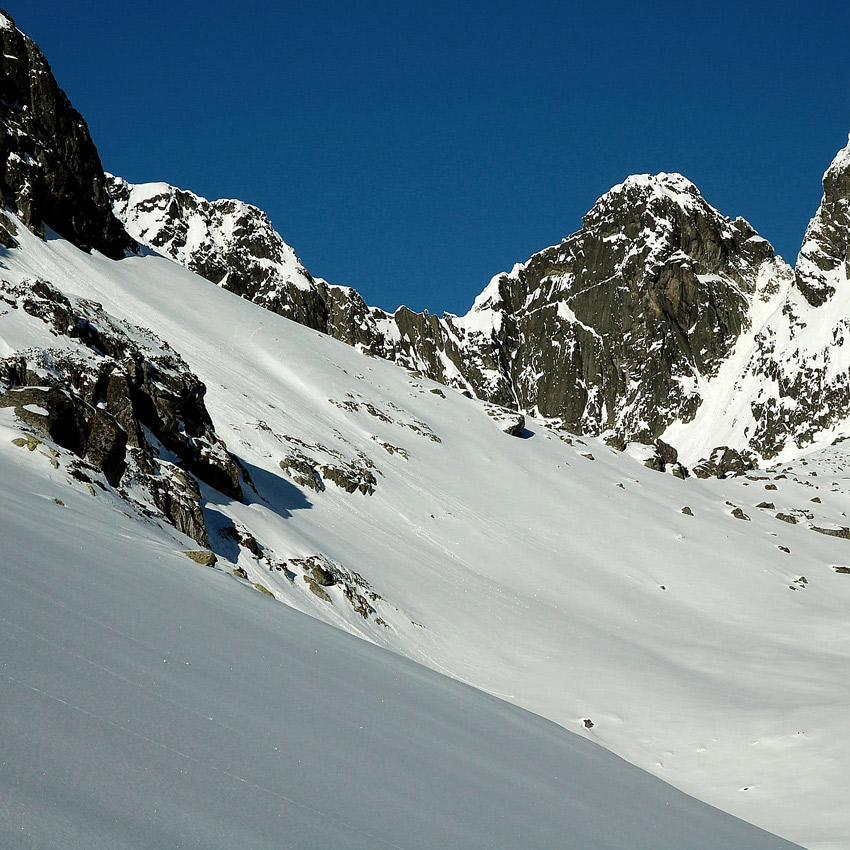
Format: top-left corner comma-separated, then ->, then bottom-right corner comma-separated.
824,131 -> 850,181
612,171 -> 701,198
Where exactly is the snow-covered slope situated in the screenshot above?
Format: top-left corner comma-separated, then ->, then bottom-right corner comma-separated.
4,221 -> 850,848
3,9 -> 850,847
0,424 -> 799,850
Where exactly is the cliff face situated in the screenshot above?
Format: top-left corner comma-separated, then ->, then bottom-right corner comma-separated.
454,173 -> 778,440
0,9 -> 132,257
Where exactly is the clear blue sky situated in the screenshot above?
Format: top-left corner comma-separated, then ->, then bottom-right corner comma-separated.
11,1 -> 850,315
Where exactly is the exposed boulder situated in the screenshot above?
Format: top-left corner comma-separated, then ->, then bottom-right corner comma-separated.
288,554 -> 382,620
692,446 -> 757,479
221,524 -> 263,558
485,404 -> 526,437
151,466 -> 208,547
641,439 -> 687,476
604,434 -> 627,452
643,454 -> 665,473
811,525 -> 850,539
184,550 -> 217,567
0,385 -> 88,456
279,452 -> 324,492
320,461 -> 377,495
304,577 -> 331,602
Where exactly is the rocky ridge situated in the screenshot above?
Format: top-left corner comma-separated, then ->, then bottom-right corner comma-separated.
664,134 -> 850,463
107,172 -> 785,450
108,137 -> 850,468
3,8 -> 850,471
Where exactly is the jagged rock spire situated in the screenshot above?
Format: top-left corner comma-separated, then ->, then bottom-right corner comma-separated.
796,133 -> 850,306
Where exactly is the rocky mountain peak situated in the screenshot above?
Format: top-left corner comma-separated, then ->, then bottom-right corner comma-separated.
580,171 -> 770,280
107,175 -> 331,329
457,172 -> 778,440
591,171 -> 702,210
795,132 -> 850,306
0,9 -> 132,258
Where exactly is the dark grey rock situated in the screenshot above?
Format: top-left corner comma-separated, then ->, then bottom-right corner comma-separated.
811,525 -> 850,539
0,9 -> 132,257
0,278 -> 243,545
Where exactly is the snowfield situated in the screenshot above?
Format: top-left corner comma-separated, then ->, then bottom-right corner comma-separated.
0,429 -> 799,849
2,222 -> 849,847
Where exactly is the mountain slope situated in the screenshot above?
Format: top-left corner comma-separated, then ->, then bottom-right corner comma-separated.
0,428 -> 800,850
5,220 -> 850,847
4,8 -> 850,848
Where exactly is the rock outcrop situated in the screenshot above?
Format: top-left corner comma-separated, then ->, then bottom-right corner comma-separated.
0,278 -> 242,543
663,134 -> 850,463
796,134 -> 850,307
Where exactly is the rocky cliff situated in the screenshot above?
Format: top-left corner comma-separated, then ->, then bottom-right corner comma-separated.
0,277 -> 243,544
0,9 -> 132,257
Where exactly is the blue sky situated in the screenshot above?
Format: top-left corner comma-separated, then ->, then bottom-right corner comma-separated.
13,1 -> 850,315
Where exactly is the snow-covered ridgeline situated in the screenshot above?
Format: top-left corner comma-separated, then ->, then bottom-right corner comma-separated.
108,170 -> 782,448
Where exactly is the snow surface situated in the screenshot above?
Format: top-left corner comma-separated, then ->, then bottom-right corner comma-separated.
2,222 -> 850,846
0,426 -> 799,849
